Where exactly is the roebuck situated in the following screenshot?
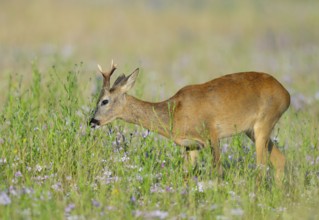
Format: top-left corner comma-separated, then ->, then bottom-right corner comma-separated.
89,60 -> 290,183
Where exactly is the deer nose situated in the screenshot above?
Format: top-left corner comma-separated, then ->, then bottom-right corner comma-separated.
89,118 -> 100,128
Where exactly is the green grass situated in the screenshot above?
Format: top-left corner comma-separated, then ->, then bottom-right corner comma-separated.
0,62 -> 318,219
1,0 -> 319,219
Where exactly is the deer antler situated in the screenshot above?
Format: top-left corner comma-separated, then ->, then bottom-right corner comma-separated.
97,60 -> 117,89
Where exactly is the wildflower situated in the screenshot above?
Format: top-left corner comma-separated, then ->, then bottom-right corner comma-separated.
0,192 -> 11,205
146,210 -> 169,219
276,207 -> 286,212
51,182 -> 62,191
142,129 -> 150,138
21,208 -> 31,217
135,210 -> 168,219
228,191 -> 236,197
22,187 -> 34,195
92,199 -> 100,208
230,208 -> 244,216
180,188 -> 188,195
121,154 -> 129,162
150,184 -> 164,193
106,206 -> 115,211
210,204 -> 218,210
179,213 -> 187,219
90,183 -> 98,190
9,186 -> 18,196
221,143 -> 229,153
197,182 -> 204,192
130,195 -> 136,203
42,124 -> 47,130
103,169 -> 112,178
0,158 -> 7,165
161,160 -> 166,168
65,203 -> 76,213
166,186 -> 173,192
15,171 -> 22,178
216,215 -> 230,220
35,164 -> 43,172
14,156 -> 20,162
249,192 -> 256,201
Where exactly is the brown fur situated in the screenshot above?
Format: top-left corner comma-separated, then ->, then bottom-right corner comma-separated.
90,62 -> 290,183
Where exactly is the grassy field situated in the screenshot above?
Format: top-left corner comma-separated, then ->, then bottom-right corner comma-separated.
1,0 -> 319,219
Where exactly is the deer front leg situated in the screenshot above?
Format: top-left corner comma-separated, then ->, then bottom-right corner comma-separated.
183,147 -> 200,173
185,149 -> 199,166
210,133 -> 222,177
176,139 -> 203,173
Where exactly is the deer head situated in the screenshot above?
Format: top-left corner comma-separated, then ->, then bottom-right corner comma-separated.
89,60 -> 139,128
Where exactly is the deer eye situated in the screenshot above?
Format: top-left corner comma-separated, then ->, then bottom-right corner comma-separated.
101,99 -> 109,106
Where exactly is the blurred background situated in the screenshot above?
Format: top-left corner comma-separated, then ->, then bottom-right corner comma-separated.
1,0 -> 318,111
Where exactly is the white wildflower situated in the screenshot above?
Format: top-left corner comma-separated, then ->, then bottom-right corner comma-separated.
230,208 -> 244,216
0,158 -> 7,165
135,210 -> 169,219
35,164 -> 43,172
197,182 -> 204,192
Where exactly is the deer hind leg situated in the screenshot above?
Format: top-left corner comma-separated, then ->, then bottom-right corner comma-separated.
247,122 -> 285,185
250,125 -> 270,185
268,139 -> 285,184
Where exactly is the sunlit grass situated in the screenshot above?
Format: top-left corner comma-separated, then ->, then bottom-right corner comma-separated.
0,0 -> 319,219
0,61 -> 318,219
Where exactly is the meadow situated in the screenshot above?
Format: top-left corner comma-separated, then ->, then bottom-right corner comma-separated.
0,0 -> 319,219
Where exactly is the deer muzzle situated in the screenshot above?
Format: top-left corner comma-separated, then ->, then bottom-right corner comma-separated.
89,118 -> 100,128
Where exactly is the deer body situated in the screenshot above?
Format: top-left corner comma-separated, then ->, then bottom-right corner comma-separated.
90,61 -> 290,183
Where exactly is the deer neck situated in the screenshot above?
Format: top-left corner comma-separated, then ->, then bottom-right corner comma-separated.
120,95 -> 173,137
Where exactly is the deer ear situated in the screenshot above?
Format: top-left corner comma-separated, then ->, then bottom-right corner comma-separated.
119,68 -> 139,93
113,74 -> 126,88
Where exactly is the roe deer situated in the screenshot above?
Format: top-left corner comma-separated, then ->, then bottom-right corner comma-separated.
89,60 -> 290,184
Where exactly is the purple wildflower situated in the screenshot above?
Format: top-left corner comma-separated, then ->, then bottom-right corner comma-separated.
65,203 -> 75,213
9,186 -> 18,196
0,192 -> 11,205
51,182 -> 62,191
92,199 -> 100,208
130,195 -> 136,203
22,187 -> 34,195
15,171 -> 22,178
166,186 -> 173,192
